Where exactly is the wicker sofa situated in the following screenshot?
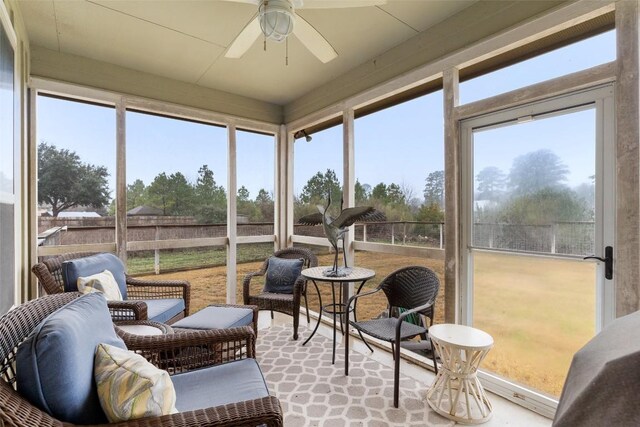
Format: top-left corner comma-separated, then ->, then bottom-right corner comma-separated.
0,293 -> 283,427
32,252 -> 190,323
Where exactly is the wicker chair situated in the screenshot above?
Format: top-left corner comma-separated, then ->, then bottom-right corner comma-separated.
345,265 -> 440,408
243,247 -> 318,340
32,252 -> 190,323
0,293 -> 283,427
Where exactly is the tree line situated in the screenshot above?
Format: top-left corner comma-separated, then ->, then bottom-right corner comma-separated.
294,169 -> 444,228
121,165 -> 275,223
473,149 -> 594,225
37,142 -> 274,223
38,142 -> 593,228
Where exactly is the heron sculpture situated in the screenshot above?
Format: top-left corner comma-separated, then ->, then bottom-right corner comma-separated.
298,192 -> 386,277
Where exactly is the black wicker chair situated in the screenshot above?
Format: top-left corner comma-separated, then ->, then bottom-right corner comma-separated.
243,247 -> 318,340
345,265 -> 440,408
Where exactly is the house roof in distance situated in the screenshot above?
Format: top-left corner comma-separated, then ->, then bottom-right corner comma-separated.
127,205 -> 163,216
51,211 -> 101,218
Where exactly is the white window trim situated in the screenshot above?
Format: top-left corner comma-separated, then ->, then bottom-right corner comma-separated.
29,79 -> 281,305
459,84 -> 616,418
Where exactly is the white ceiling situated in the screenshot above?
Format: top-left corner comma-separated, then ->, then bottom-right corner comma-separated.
18,0 -> 477,105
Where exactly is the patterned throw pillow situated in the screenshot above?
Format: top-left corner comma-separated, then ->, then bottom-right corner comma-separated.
264,257 -> 304,294
94,343 -> 178,422
77,270 -> 123,301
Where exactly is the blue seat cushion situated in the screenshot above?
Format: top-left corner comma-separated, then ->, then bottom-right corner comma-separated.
62,253 -> 128,299
172,306 -> 253,330
171,359 -> 270,412
264,257 -> 304,294
138,298 -> 186,323
16,293 -> 126,425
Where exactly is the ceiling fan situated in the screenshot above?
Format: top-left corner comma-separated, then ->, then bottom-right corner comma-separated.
223,0 -> 387,63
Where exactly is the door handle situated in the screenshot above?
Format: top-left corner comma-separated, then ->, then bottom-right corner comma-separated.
583,246 -> 613,280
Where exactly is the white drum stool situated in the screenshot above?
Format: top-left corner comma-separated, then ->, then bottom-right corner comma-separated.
427,324 -> 494,424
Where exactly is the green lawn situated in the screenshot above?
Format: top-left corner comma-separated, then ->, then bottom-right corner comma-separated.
127,243 -> 275,274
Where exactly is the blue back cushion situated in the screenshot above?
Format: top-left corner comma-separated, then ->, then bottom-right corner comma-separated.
62,253 -> 128,299
264,257 -> 304,294
16,293 -> 127,425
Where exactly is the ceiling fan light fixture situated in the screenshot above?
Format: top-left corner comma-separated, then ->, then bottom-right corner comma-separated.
259,0 -> 295,43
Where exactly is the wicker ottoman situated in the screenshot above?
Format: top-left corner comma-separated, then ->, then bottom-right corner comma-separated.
170,304 -> 259,364
172,304 -> 258,335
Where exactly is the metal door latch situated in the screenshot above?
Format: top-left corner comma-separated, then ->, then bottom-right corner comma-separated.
583,246 -> 613,280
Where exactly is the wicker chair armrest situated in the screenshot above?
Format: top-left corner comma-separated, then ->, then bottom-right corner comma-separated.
126,277 -> 190,287
243,270 -> 266,284
126,277 -> 190,293
0,383 -> 68,427
107,395 -> 283,427
125,277 -> 191,315
114,320 -> 174,335
120,326 -> 256,372
346,287 -> 382,314
108,300 -> 148,321
292,276 -> 306,295
121,325 -> 255,351
242,269 -> 266,304
31,262 -> 64,295
396,300 -> 436,323
394,300 -> 435,343
291,276 -> 307,308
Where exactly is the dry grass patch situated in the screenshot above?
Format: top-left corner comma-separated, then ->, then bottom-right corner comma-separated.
139,250 -> 592,397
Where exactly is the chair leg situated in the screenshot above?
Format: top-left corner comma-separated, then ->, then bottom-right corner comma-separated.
420,331 -> 439,375
394,339 -> 401,408
430,337 -> 438,375
304,290 -> 310,324
345,325 -> 350,376
293,310 -> 299,341
270,310 -> 274,319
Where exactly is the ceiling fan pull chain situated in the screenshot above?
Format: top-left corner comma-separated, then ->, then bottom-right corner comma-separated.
286,37 -> 289,66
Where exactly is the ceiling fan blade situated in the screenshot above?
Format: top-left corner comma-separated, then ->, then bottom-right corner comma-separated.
296,0 -> 386,9
221,0 -> 260,4
225,15 -> 262,59
293,15 -> 337,63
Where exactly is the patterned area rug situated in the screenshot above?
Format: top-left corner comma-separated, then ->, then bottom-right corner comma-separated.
257,325 -> 455,427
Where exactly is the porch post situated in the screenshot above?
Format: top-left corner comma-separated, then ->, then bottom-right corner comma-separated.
276,124 -> 290,250
28,89 -> 38,299
115,98 -> 127,263
227,124 -> 237,304
343,108 -> 355,316
615,0 -> 640,315
343,108 -> 355,267
444,68 -> 460,324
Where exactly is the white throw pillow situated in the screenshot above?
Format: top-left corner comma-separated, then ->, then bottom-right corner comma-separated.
77,270 -> 123,301
94,343 -> 178,422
